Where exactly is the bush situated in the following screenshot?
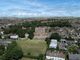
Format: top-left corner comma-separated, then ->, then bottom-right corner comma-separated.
45,38 -> 51,47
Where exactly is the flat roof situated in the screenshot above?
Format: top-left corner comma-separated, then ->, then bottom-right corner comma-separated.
49,39 -> 57,48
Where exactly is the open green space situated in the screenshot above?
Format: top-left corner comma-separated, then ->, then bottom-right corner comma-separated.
16,39 -> 47,57
21,57 -> 37,60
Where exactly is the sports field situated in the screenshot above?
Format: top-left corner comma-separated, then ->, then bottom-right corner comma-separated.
21,57 -> 37,60
16,39 -> 47,57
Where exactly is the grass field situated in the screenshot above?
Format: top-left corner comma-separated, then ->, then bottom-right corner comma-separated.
21,57 -> 37,60
16,39 -> 47,57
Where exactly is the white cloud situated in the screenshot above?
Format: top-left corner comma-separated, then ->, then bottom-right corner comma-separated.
0,0 -> 80,17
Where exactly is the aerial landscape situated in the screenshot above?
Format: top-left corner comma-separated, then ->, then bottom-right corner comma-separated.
0,0 -> 80,60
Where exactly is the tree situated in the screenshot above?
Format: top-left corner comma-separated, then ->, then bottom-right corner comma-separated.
38,54 -> 44,60
68,45 -> 79,54
28,27 -> 35,39
50,20 -> 71,27
50,33 -> 61,41
16,29 -> 25,38
3,41 -> 23,60
45,38 -> 51,47
28,32 -> 34,39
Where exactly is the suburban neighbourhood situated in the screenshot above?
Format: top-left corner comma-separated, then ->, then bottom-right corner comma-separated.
0,17 -> 80,60
0,0 -> 80,60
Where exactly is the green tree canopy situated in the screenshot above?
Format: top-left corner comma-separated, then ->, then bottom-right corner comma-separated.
68,45 -> 79,54
50,33 -> 61,41
2,41 -> 23,60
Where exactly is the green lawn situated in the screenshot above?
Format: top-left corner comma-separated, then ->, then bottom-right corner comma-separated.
21,57 -> 37,60
16,39 -> 47,57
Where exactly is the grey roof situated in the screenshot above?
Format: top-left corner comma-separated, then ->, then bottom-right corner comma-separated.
78,50 -> 80,54
69,54 -> 80,60
46,50 -> 65,58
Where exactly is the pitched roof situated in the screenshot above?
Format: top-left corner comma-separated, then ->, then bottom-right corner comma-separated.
69,54 -> 80,60
46,50 -> 65,58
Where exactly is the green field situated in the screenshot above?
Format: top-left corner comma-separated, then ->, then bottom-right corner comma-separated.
21,57 -> 37,60
16,39 -> 47,57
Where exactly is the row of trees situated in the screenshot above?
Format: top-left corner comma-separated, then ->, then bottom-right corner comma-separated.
50,20 -> 71,27
21,20 -> 71,27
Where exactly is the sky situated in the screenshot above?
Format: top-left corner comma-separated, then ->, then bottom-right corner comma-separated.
0,0 -> 80,17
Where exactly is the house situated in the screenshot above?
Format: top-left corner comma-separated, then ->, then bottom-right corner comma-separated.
46,50 -> 65,60
52,27 -> 69,38
1,35 -> 5,39
49,39 -> 57,48
22,27 -> 27,30
25,33 -> 29,38
66,40 -> 76,45
76,32 -> 80,39
58,28 -> 68,38
34,27 -> 50,39
0,40 -> 11,46
0,31 -> 4,35
60,39 -> 67,43
10,35 -> 19,39
78,39 -> 80,45
59,39 -> 68,50
78,49 -> 80,54
69,54 -> 80,60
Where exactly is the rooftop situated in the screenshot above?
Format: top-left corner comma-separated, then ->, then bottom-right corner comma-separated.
49,39 -> 57,48
46,50 -> 65,60
69,54 -> 80,60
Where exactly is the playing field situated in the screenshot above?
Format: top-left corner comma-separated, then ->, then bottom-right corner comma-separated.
16,39 -> 47,57
21,57 -> 37,60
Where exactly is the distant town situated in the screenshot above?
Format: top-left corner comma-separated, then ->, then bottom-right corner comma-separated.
0,17 -> 80,60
